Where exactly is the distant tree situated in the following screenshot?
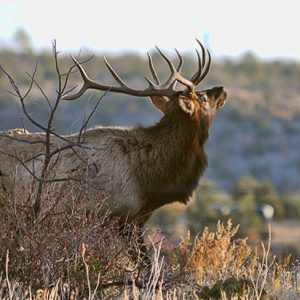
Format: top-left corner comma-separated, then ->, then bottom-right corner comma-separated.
148,202 -> 187,241
231,175 -> 264,239
186,179 -> 226,235
281,192 -> 300,219
240,52 -> 261,77
12,28 -> 33,54
255,179 -> 284,219
232,175 -> 258,199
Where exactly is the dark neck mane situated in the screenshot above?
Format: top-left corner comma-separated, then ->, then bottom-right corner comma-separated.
138,111 -> 209,211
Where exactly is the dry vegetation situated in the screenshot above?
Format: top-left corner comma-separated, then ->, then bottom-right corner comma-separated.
1,211 -> 300,299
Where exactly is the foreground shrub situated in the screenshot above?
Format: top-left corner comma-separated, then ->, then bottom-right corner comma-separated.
1,193 -> 300,300
0,187 -> 150,296
184,220 -> 251,285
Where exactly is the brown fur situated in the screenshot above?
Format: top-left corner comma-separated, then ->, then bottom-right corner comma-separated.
0,86 -> 227,226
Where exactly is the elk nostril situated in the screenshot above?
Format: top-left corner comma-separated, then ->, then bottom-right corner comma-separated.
212,86 -> 224,98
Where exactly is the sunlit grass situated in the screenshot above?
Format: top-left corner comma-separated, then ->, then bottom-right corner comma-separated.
1,220 -> 300,299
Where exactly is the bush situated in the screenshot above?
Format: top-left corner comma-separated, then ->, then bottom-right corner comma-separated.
2,213 -> 300,299
0,187 -> 148,291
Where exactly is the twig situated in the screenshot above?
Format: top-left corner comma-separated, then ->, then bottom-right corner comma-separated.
81,242 -> 92,300
250,223 -> 275,299
144,238 -> 164,300
5,251 -> 13,300
78,91 -> 108,142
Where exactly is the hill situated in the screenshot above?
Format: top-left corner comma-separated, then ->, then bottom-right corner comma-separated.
0,48 -> 300,193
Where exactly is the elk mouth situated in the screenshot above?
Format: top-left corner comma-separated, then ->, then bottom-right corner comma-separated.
204,86 -> 227,107
208,86 -> 225,98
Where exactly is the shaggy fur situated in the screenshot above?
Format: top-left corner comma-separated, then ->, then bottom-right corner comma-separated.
0,86 -> 227,226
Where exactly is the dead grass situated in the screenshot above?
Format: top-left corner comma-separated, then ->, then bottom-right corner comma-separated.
185,220 -> 251,285
0,169 -> 299,299
2,215 -> 300,299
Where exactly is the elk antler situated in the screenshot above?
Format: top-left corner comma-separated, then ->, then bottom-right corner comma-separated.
62,40 -> 211,100
190,39 -> 211,86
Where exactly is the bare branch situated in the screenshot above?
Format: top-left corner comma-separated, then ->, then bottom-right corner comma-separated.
25,71 -> 52,110
0,149 -> 41,183
78,91 -> 108,142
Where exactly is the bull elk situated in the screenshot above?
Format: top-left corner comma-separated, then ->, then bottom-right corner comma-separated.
0,40 -> 227,228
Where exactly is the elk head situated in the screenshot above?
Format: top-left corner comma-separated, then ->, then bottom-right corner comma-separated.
62,39 -> 227,128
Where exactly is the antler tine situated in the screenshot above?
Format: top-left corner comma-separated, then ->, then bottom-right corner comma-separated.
198,39 -> 206,68
103,57 -> 128,87
175,48 -> 183,73
147,53 -> 160,85
190,39 -> 211,86
62,55 -> 93,100
156,46 -> 194,93
155,46 -> 176,75
171,48 -> 184,90
190,48 -> 203,84
195,50 -> 211,85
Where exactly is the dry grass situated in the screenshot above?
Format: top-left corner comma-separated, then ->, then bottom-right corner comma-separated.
185,220 -> 251,285
1,169 -> 299,298
2,215 -> 300,299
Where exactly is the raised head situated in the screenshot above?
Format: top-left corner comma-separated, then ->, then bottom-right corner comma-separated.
62,40 -> 228,123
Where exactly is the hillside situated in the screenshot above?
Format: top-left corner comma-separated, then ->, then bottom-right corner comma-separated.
1,46 -> 300,298
0,48 -> 300,193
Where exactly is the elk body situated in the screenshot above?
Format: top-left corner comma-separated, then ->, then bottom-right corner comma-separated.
0,41 -> 227,227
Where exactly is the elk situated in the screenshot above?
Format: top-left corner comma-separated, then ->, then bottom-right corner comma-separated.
0,40 -> 227,228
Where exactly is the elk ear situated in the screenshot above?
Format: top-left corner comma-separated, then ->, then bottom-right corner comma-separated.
150,96 -> 168,114
178,96 -> 195,116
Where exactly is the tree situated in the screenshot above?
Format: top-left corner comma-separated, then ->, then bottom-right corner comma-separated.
231,176 -> 264,239
186,179 -> 228,236
12,28 -> 33,54
255,179 -> 285,219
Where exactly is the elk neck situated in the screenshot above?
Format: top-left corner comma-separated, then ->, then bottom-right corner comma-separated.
146,109 -> 209,156
135,110 -> 209,215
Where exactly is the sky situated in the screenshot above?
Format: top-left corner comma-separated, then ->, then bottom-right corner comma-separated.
0,0 -> 300,60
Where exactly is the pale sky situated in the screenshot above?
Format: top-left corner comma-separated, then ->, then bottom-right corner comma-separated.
0,0 -> 299,60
